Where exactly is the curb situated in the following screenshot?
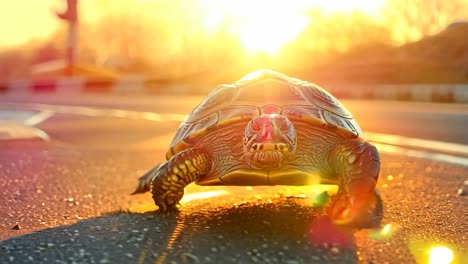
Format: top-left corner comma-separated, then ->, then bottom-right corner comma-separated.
1,77 -> 468,103
1,76 -> 148,94
0,75 -> 195,95
326,83 -> 468,103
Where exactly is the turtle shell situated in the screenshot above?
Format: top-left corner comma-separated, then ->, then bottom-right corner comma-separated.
166,69 -> 363,159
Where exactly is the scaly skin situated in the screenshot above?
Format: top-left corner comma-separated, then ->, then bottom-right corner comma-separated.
133,149 -> 211,211
325,139 -> 382,227
133,115 -> 381,227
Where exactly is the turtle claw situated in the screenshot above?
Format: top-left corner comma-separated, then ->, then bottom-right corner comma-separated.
156,205 -> 179,213
155,200 -> 179,213
153,191 -> 184,213
327,190 -> 383,228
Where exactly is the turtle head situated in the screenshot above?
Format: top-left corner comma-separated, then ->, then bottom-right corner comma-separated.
243,114 -> 297,169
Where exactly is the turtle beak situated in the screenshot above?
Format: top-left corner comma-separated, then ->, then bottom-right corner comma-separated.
249,142 -> 290,153
249,121 -> 292,153
244,115 -> 296,154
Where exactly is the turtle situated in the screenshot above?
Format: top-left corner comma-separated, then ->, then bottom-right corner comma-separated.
133,69 -> 382,227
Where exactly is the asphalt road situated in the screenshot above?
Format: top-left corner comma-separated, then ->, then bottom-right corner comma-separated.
2,93 -> 468,145
0,94 -> 467,263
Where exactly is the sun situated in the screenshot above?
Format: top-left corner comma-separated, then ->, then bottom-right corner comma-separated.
236,8 -> 309,54
198,0 -> 385,55
199,0 -> 310,55
226,1 -> 309,54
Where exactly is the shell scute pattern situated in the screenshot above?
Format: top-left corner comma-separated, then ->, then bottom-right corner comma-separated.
169,85 -> 237,149
218,106 -> 260,121
189,113 -> 218,135
321,110 -> 358,136
186,84 -> 238,123
347,118 -> 364,136
297,83 -> 352,118
168,69 -> 363,158
232,78 -> 306,106
282,105 -> 322,120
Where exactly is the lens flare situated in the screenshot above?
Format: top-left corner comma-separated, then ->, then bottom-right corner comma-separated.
369,223 -> 399,240
312,191 -> 330,207
428,246 -> 454,264
307,215 -> 354,248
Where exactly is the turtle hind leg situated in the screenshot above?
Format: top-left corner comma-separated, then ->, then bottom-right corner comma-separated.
326,139 -> 382,228
150,148 -> 211,212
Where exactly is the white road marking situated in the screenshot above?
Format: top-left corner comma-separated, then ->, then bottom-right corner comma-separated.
374,143 -> 468,167
366,132 -> 468,157
0,109 -> 38,122
0,109 -> 52,140
24,110 -> 54,126
0,121 -> 50,141
0,102 -> 187,122
2,102 -> 467,166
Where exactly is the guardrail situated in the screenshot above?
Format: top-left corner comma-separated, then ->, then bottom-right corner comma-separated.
0,76 -> 196,95
1,77 -> 468,103
320,83 -> 468,103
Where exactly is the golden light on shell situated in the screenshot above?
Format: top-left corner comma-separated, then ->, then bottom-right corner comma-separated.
240,70 -> 266,81
428,246 -> 454,264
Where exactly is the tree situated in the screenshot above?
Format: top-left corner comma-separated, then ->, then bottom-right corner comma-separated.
382,0 -> 468,44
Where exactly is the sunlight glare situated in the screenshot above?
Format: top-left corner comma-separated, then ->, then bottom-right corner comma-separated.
196,0 -> 387,54
369,223 -> 400,240
381,223 -> 391,236
199,0 -> 309,54
180,190 -> 229,203
311,0 -> 385,16
428,246 -> 454,264
235,3 -> 309,54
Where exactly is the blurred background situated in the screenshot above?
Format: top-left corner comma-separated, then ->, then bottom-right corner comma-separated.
1,3 -> 468,263
0,0 -> 467,93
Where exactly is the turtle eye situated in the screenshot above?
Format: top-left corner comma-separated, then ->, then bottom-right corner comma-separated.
279,120 -> 289,131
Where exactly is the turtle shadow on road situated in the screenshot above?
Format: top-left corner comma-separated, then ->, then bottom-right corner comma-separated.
0,200 -> 359,264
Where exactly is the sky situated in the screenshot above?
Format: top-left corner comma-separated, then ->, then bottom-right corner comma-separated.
0,0 -> 386,50
0,0 -> 104,49
0,1 -> 60,48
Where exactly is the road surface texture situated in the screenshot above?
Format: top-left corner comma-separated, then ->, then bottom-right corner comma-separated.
0,94 -> 467,263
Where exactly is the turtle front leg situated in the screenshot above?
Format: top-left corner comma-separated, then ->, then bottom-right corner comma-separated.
326,139 -> 382,228
134,148 -> 211,212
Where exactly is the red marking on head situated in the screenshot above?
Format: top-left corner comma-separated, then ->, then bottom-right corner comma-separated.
259,127 -> 272,141
256,117 -> 276,142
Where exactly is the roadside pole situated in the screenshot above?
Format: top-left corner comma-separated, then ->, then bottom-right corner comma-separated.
56,0 -> 78,77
